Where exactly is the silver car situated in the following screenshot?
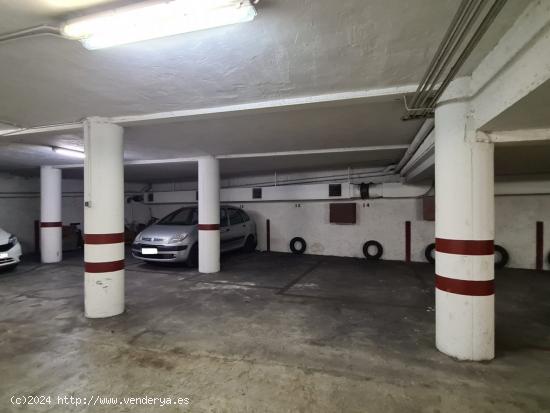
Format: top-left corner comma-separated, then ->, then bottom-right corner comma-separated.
131,205 -> 257,266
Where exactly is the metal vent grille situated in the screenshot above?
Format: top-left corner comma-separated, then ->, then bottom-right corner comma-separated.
329,184 -> 342,197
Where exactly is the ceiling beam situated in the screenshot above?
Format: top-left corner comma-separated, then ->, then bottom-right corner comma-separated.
53,144 -> 408,169
0,122 -> 82,137
109,85 -> 416,126
216,145 -> 408,159
471,0 -> 550,130
0,84 -> 416,138
480,128 -> 550,144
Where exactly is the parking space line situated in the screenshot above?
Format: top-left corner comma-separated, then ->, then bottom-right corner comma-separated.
276,260 -> 323,295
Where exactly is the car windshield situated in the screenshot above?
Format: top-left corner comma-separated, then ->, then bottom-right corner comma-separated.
157,207 -> 198,226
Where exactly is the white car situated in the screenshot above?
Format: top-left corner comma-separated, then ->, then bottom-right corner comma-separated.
0,228 -> 22,270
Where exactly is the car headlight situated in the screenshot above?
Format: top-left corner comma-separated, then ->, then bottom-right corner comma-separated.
169,233 -> 188,244
8,235 -> 17,246
135,232 -> 143,242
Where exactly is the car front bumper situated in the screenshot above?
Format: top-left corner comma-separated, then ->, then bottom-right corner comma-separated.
131,242 -> 191,263
0,242 -> 22,268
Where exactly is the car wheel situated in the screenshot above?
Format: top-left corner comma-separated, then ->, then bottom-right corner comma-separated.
186,244 -> 199,268
243,235 -> 257,253
425,243 -> 436,264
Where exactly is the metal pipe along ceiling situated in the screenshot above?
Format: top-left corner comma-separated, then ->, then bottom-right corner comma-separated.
408,0 -> 476,109
395,119 -> 434,173
404,0 -> 508,120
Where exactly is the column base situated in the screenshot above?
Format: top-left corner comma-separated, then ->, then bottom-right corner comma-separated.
198,230 -> 220,274
84,271 -> 125,318
435,289 -> 495,361
40,227 -> 62,263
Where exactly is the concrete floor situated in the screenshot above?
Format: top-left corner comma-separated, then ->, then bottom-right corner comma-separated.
1,250 -> 549,413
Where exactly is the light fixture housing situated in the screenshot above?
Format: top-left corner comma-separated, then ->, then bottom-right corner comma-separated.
52,146 -> 85,159
62,0 -> 257,50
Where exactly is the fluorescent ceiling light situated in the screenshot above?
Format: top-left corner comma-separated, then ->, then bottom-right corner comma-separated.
52,146 -> 85,159
62,0 -> 257,50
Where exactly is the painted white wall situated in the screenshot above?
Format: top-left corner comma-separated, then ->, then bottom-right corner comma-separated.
232,198 -> 433,262
145,194 -> 550,271
0,172 -> 149,253
150,165 -> 397,193
496,195 -> 550,271
2,171 -> 549,270
0,173 -> 40,252
61,180 -> 151,231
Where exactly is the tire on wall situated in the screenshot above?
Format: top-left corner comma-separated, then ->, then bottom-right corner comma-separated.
494,245 -> 509,269
363,240 -> 383,260
289,237 -> 307,254
425,243 -> 436,264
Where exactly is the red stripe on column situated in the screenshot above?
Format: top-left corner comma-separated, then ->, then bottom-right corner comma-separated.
198,224 -> 220,230
436,238 -> 494,255
85,260 -> 125,273
84,233 -> 125,244
405,221 -> 411,263
40,222 -> 62,228
436,274 -> 494,296
536,221 -> 543,271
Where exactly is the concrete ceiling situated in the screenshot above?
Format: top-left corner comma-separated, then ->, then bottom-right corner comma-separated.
0,0 -> 535,182
121,99 -> 417,158
10,140 -> 550,183
483,79 -> 550,131
407,142 -> 550,183
494,143 -> 550,176
60,149 -> 405,182
477,75 -> 550,176
0,97 -> 419,180
0,0 -> 530,127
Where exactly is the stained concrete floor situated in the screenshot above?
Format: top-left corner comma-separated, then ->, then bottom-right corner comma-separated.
0,250 -> 549,413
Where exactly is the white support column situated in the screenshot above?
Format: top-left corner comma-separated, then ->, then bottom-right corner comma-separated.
40,166 -> 62,263
198,156 -> 220,273
434,79 -> 495,361
83,118 -> 125,318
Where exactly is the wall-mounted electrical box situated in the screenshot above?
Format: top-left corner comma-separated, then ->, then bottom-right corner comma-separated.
423,196 -> 435,221
329,203 -> 356,224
